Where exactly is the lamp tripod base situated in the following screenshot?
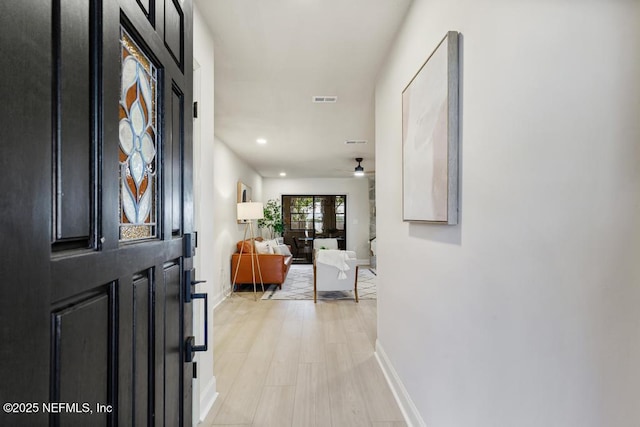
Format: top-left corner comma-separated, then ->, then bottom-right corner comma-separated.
230,220 -> 265,301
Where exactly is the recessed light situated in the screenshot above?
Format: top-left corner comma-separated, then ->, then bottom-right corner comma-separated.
256,138 -> 267,144
279,172 -> 286,177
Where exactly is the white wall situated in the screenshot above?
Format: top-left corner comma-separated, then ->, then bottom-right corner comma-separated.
211,136 -> 263,304
375,1 -> 640,426
193,3 -> 216,422
194,7 -> 263,420
263,178 -> 370,260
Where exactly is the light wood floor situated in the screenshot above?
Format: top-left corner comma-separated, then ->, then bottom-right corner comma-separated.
201,291 -> 406,427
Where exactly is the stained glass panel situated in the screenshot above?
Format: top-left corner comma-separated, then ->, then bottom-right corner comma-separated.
119,27 -> 158,241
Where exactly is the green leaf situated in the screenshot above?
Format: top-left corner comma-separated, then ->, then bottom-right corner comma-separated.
257,198 -> 284,238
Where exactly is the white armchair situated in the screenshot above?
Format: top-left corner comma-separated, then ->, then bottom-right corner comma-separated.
313,250 -> 359,303
313,238 -> 338,250
312,238 -> 338,263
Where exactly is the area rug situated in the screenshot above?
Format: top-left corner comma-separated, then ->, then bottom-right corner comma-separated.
261,264 -> 377,300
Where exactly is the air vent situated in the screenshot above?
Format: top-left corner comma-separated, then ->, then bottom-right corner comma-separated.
344,140 -> 368,145
312,96 -> 337,103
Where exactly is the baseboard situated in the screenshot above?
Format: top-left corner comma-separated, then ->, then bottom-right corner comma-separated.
375,339 -> 426,427
356,258 -> 370,266
199,377 -> 218,423
212,289 -> 228,310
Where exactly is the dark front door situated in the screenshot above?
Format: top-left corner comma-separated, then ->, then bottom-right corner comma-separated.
0,0 -> 195,426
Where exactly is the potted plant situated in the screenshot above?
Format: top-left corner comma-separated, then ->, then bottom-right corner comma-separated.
258,199 -> 284,239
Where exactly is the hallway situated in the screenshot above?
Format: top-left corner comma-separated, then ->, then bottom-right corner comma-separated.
202,295 -> 405,426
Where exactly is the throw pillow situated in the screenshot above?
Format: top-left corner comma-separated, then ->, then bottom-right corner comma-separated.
277,244 -> 292,256
254,240 -> 273,254
236,240 -> 253,253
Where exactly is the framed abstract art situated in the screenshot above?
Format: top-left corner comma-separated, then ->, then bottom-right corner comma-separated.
402,31 -> 460,224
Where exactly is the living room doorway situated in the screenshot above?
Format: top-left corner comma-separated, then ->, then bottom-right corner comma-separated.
281,195 -> 347,264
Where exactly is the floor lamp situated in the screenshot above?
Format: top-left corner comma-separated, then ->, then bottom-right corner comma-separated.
231,201 -> 264,301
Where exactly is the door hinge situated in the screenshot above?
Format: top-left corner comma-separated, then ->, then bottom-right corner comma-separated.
193,101 -> 198,118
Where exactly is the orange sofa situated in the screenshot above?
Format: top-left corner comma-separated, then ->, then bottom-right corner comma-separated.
231,239 -> 292,289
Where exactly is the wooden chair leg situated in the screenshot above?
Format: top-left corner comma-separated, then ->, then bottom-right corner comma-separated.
354,266 -> 359,303
313,265 -> 317,303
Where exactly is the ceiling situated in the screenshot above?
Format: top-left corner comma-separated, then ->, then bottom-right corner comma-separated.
196,0 -> 413,179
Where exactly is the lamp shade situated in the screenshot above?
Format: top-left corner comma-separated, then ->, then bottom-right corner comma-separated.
237,202 -> 264,220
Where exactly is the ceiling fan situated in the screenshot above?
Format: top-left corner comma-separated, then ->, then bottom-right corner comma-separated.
331,157 -> 375,177
353,157 -> 366,177
351,157 -> 375,177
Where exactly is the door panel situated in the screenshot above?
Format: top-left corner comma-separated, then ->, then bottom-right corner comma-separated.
164,0 -> 184,69
137,0 -> 152,20
54,0 -> 93,243
170,87 -> 184,236
163,262 -> 183,425
0,0 -> 195,425
51,287 -> 113,426
133,273 -> 152,426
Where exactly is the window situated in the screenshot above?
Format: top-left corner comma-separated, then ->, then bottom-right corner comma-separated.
288,196 -> 313,230
335,196 -> 345,231
282,195 -> 347,262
